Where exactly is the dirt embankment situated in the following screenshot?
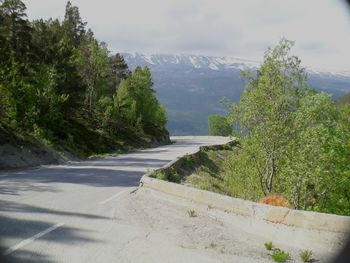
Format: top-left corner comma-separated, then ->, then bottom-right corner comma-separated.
0,124 -> 170,171
0,125 -> 72,170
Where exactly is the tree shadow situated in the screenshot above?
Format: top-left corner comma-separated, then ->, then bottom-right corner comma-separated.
0,248 -> 53,263
0,200 -> 109,220
0,212 -> 104,262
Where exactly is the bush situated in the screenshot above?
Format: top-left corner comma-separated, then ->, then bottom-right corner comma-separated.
208,114 -> 232,136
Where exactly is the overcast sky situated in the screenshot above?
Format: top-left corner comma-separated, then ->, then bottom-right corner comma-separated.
23,0 -> 350,72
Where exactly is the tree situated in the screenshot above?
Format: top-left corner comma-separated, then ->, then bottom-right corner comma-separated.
0,0 -> 32,64
208,114 -> 232,136
62,1 -> 86,46
227,39 -> 308,196
108,53 -> 131,92
0,0 -> 169,158
225,39 -> 350,214
116,66 -> 167,134
79,40 -> 111,115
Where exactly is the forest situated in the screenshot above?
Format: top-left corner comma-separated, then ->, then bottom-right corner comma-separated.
0,0 -> 168,156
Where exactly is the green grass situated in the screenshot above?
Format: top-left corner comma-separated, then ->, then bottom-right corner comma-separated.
272,249 -> 291,263
264,241 -> 274,251
152,168 -> 182,183
184,149 -> 234,196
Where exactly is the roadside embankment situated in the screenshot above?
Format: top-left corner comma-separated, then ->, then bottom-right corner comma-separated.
0,123 -> 170,170
140,139 -> 350,253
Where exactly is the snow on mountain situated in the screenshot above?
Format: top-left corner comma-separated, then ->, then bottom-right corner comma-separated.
122,52 -> 260,72
122,52 -> 350,78
121,52 -> 350,135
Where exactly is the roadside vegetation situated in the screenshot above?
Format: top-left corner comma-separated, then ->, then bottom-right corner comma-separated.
0,0 -> 168,165
169,39 -> 350,216
208,114 -> 232,136
264,241 -> 314,263
224,39 -> 350,215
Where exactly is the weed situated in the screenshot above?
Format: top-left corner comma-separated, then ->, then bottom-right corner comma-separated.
187,209 -> 197,217
300,250 -> 313,262
272,249 -> 291,263
209,241 -> 217,248
183,154 -> 196,169
152,168 -> 181,183
151,170 -> 166,180
264,241 -> 274,251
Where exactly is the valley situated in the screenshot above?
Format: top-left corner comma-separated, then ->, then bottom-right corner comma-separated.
123,53 -> 350,135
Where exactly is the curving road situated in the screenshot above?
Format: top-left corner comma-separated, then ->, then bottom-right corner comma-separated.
0,136 -> 237,262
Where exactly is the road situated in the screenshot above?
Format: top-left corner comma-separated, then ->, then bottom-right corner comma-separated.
0,136 -> 333,262
0,136 -> 233,262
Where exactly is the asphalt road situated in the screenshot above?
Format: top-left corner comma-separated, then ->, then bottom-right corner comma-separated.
0,136 -> 238,262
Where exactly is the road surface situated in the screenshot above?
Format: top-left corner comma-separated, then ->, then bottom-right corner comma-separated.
0,136 -> 332,262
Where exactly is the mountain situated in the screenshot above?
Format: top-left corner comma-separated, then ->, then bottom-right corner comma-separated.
122,53 -> 350,135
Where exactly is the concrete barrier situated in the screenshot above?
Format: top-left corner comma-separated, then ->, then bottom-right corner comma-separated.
140,139 -> 350,251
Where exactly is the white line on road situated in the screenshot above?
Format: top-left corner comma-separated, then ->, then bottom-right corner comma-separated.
3,222 -> 64,256
98,189 -> 130,205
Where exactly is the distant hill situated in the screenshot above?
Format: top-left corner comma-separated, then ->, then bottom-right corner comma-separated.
123,53 -> 350,135
337,92 -> 350,106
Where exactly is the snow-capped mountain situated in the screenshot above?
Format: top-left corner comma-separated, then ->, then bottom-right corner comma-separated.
123,52 -> 350,78
123,53 -> 259,71
122,53 -> 350,135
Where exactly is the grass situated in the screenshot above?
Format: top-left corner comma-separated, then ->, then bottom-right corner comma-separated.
152,168 -> 182,183
264,241 -> 291,263
187,209 -> 197,217
182,154 -> 197,169
147,142 -> 237,198
272,249 -> 291,263
184,149 -> 234,195
300,250 -> 313,262
264,241 -> 274,251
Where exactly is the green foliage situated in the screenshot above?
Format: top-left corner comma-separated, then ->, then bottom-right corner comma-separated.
208,114 -> 232,136
182,154 -> 196,169
272,249 -> 291,263
32,65 -> 68,132
264,241 -> 274,251
0,0 -> 168,156
153,168 -> 181,183
184,149 -> 234,196
225,38 -> 350,214
300,250 -> 313,262
116,66 -> 167,134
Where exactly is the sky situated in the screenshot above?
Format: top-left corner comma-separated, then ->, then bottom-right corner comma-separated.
23,0 -> 350,72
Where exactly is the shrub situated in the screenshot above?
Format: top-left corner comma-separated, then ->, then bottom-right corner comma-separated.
208,114 -> 232,136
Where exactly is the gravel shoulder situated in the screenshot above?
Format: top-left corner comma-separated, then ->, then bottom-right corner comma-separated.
110,187 -> 333,263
